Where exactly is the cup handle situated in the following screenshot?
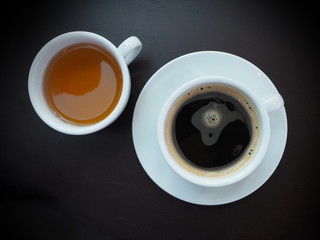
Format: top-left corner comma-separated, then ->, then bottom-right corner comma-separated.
261,93 -> 284,113
118,36 -> 142,65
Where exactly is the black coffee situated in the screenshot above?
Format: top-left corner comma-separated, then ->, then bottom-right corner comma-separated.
172,89 -> 254,169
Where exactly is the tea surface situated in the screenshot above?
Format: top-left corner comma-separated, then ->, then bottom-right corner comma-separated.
44,43 -> 122,125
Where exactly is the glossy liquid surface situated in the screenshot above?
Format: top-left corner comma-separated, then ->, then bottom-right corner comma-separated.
173,91 -> 252,168
44,43 -> 122,125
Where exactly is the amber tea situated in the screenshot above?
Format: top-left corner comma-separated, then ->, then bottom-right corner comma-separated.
44,43 -> 123,125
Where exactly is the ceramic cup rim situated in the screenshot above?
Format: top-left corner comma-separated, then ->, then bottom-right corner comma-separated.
28,31 -> 131,135
158,76 -> 271,187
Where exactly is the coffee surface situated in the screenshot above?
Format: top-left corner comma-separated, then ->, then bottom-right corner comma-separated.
44,43 -> 122,125
164,82 -> 262,176
173,91 -> 252,168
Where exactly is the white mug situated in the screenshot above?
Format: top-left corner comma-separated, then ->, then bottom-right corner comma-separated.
28,31 -> 142,135
158,76 -> 284,187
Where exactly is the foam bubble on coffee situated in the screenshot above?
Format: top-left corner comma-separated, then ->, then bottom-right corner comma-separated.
191,101 -> 239,146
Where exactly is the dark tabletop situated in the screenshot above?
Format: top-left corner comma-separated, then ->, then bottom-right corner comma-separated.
1,0 -> 318,239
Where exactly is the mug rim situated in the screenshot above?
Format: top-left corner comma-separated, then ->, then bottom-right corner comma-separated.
157,76 -> 271,187
28,31 -> 131,135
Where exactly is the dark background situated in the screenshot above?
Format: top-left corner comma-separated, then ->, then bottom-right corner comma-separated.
1,0 -> 319,239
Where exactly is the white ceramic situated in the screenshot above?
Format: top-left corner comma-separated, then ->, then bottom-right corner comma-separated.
28,31 -> 142,135
158,76 -> 283,187
132,51 -> 287,205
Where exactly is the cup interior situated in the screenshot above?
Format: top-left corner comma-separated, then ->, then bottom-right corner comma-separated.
28,31 -> 131,135
158,76 -> 270,187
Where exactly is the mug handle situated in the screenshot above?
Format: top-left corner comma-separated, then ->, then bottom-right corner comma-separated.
261,93 -> 284,113
118,36 -> 142,65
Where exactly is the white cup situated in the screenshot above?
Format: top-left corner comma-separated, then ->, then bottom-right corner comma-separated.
28,31 -> 142,135
158,76 -> 284,187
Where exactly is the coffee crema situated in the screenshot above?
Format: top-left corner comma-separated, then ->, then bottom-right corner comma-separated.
164,84 -> 260,177
44,43 -> 122,125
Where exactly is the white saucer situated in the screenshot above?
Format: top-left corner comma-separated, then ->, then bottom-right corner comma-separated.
132,51 -> 287,205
